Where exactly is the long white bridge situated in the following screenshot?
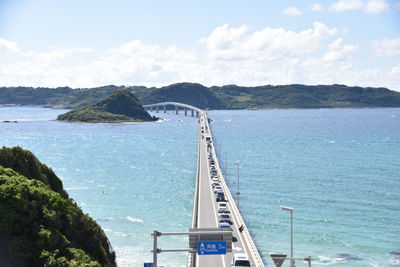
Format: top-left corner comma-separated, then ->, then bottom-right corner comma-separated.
144,102 -> 202,117
147,102 -> 265,267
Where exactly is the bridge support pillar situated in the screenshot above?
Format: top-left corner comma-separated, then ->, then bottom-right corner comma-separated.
164,105 -> 166,114
184,109 -> 187,116
150,106 -> 153,112
175,106 -> 178,115
191,110 -> 194,117
196,111 -> 199,117
156,106 -> 159,113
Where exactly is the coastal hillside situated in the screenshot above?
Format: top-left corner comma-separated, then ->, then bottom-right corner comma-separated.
0,146 -> 116,266
0,147 -> 68,198
140,82 -> 225,109
57,89 -> 157,123
2,83 -> 400,109
211,84 -> 400,109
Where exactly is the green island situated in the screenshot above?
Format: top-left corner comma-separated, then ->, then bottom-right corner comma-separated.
0,146 -> 116,267
57,89 -> 157,123
1,83 -> 400,110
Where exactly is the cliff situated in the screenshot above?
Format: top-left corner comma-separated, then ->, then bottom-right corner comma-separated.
0,147 -> 116,266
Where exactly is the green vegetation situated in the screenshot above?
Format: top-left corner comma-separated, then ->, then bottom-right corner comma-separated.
0,147 -> 116,267
0,147 -> 68,198
1,83 -> 400,110
210,84 -> 400,109
57,89 -> 157,123
140,82 -> 224,109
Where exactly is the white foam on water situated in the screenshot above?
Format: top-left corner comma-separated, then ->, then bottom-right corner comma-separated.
126,216 -> 144,223
103,228 -> 128,237
316,255 -> 346,265
65,187 -> 89,190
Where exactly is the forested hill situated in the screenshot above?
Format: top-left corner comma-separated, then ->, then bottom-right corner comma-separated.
57,89 -> 157,123
1,83 -> 400,109
0,146 -> 116,266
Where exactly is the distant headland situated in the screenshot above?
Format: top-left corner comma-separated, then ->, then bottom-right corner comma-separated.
1,83 -> 400,110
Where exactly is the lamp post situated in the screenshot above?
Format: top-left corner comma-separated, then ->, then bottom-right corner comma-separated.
280,206 -> 295,267
234,161 -> 240,210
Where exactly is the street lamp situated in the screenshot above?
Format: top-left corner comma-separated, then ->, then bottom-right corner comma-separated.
234,161 -> 240,210
280,206 -> 295,267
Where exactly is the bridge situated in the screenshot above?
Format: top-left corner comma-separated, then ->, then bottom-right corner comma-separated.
147,103 -> 265,267
144,102 -> 202,117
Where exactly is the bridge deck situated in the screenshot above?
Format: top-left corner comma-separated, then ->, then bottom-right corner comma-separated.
193,111 -> 265,267
147,104 -> 265,267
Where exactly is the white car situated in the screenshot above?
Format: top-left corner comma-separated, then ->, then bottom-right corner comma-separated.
232,253 -> 251,267
218,202 -> 229,213
212,181 -> 220,188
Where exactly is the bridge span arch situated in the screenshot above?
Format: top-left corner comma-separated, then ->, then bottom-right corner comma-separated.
143,102 -> 203,117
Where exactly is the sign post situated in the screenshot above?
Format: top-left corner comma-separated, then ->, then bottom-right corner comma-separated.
150,228 -> 232,266
270,253 -> 287,267
197,241 -> 227,255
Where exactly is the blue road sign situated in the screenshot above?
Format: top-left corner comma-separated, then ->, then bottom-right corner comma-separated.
143,263 -> 153,267
198,241 -> 227,255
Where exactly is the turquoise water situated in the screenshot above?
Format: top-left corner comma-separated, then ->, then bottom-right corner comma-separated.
209,109 -> 400,267
1,107 -> 399,267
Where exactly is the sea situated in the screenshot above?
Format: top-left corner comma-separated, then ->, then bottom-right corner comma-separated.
0,106 -> 399,267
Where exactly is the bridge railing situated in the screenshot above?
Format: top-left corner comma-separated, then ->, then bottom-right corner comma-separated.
203,113 -> 265,267
143,102 -> 202,113
186,111 -> 203,267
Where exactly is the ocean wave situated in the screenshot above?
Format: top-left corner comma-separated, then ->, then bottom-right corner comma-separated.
103,228 -> 128,237
126,216 -> 144,223
65,187 -> 89,190
96,217 -> 113,222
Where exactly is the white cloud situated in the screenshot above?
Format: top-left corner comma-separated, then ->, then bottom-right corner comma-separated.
323,38 -> 357,61
365,0 -> 389,13
0,38 -> 19,53
200,24 -> 248,50
330,0 -> 364,12
201,22 -> 337,62
0,25 -> 399,91
329,0 -> 389,13
372,37 -> 400,56
282,7 -> 303,16
310,3 -> 324,11
391,63 -> 400,75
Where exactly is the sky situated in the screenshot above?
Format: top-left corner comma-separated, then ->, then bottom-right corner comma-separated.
1,0 -> 400,91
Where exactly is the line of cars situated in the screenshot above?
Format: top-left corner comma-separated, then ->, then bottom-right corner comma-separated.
204,131 -> 252,267
206,138 -> 233,229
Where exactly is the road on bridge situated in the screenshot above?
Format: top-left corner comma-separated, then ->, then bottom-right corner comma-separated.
195,111 -> 263,267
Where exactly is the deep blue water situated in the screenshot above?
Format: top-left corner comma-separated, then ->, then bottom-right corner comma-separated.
0,106 -> 399,267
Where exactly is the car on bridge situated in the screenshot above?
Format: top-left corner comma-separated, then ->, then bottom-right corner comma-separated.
214,186 -> 223,194
212,181 -> 220,188
218,213 -> 232,225
216,191 -> 225,202
232,253 -> 251,267
215,190 -> 224,197
218,202 -> 229,213
218,222 -> 231,229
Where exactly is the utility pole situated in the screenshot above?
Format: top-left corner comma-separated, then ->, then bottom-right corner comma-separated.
280,206 -> 295,267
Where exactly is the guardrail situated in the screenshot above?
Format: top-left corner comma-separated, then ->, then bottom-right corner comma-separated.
204,113 -> 265,267
187,111 -> 203,267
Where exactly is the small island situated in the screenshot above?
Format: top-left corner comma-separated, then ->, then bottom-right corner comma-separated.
57,90 -> 157,123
